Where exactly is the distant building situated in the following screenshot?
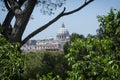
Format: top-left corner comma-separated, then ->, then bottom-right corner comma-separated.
21,23 -> 69,53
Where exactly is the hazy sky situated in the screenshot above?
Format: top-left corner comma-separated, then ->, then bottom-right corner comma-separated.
0,0 -> 120,40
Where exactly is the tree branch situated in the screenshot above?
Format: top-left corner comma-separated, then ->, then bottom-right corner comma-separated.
10,0 -> 37,42
22,8 -> 66,45
4,0 -> 11,11
22,0 -> 94,45
1,0 -> 26,38
63,0 -> 94,16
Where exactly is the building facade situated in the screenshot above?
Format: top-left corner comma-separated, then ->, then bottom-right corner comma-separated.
21,23 -> 69,53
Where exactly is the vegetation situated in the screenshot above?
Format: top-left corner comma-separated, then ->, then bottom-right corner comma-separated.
65,9 -> 120,80
66,37 -> 120,79
63,33 -> 85,54
0,35 -> 24,80
0,8 -> 120,80
23,52 -> 69,80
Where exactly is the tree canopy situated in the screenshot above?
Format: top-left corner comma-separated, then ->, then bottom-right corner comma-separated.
65,9 -> 120,80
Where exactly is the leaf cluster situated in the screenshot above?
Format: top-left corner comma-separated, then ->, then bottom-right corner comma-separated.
0,35 -> 24,80
65,9 -> 120,80
23,51 -> 69,80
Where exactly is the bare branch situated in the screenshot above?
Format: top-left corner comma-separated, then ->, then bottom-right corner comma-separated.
4,0 -> 11,11
22,8 -> 66,45
63,0 -> 94,16
22,0 -> 94,45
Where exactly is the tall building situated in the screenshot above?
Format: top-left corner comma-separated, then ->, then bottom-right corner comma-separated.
21,23 -> 69,53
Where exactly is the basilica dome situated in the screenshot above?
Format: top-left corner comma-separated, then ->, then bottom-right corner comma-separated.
56,23 -> 69,41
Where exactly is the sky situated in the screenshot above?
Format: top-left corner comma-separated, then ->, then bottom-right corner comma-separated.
0,0 -> 120,40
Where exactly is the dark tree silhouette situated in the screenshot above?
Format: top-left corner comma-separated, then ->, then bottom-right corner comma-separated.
0,0 -> 94,46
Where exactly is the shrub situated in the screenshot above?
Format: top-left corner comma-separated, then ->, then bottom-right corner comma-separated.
0,35 -> 24,80
23,51 -> 69,80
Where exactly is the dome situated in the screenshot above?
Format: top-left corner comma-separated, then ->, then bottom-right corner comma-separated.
56,23 -> 69,41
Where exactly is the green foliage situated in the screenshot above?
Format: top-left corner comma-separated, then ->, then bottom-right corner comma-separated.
65,9 -> 120,80
0,35 -> 24,80
66,37 -> 120,80
23,51 -> 69,80
70,33 -> 85,42
97,9 -> 120,40
63,41 -> 71,54
63,33 -> 85,54
29,73 -> 62,80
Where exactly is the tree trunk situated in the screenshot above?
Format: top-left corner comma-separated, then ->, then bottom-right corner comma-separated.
2,0 -> 26,39
9,0 -> 37,43
1,10 -> 14,39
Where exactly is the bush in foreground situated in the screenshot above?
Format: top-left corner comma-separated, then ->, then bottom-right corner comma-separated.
0,35 -> 24,80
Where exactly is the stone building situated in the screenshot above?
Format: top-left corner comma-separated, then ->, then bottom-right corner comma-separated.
21,23 -> 69,53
